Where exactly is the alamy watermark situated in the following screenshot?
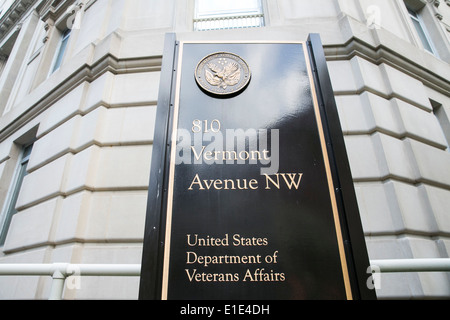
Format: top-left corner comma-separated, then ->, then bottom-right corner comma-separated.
66,265 -> 81,291
367,265 -> 381,290
366,0 -> 436,30
66,2 -> 83,30
174,121 -> 280,176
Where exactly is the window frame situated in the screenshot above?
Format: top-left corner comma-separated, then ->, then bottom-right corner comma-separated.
403,1 -> 439,57
431,99 -> 450,151
193,0 -> 265,31
50,28 -> 71,74
0,143 -> 33,246
407,7 -> 436,54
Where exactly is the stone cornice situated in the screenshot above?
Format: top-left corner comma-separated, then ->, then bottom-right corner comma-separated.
39,0 -> 76,24
324,37 -> 450,98
0,38 -> 162,143
1,35 -> 448,144
0,0 -> 37,43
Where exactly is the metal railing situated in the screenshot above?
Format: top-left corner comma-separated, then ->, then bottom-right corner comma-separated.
0,259 -> 449,300
370,259 -> 450,273
0,263 -> 141,300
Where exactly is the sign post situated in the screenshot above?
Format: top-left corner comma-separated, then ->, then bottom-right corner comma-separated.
139,34 -> 376,300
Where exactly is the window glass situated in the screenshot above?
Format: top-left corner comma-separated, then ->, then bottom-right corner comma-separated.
407,8 -> 434,54
196,0 -> 262,18
194,0 -> 264,31
52,29 -> 71,73
0,144 -> 33,246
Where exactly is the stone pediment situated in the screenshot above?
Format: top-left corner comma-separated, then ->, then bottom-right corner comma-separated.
39,0 -> 76,24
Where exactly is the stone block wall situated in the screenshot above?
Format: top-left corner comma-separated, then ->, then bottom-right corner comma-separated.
0,0 -> 448,299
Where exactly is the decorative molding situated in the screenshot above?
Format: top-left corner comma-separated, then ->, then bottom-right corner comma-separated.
40,0 -> 72,21
0,50 -> 162,143
42,20 -> 50,42
1,35 -> 449,144
0,0 -> 37,43
431,0 -> 440,7
323,37 -> 450,99
427,0 -> 445,21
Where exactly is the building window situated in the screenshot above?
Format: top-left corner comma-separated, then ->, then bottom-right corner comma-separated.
194,0 -> 265,31
0,144 -> 32,246
51,28 -> 71,73
406,7 -> 436,55
431,100 -> 450,150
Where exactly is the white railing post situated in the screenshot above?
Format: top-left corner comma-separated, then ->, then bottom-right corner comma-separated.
49,271 -> 66,300
48,263 -> 71,300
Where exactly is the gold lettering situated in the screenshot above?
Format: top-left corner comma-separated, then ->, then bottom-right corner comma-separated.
249,179 -> 258,190
189,148 -> 271,163
265,173 -> 303,190
239,151 -> 250,161
188,174 -> 205,190
281,173 -> 304,190
189,174 -> 302,191
213,179 -> 223,190
236,179 -> 248,190
224,179 -> 235,190
223,150 -> 238,161
188,174 -> 260,191
203,179 -> 214,190
264,174 -> 280,190
191,146 -> 206,161
204,151 -> 213,161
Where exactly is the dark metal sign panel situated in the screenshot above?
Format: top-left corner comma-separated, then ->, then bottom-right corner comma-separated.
139,34 -> 376,301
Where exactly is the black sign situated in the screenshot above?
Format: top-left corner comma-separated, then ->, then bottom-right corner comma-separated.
139,34 -> 376,300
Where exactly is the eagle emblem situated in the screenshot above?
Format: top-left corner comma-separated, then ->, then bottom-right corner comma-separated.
205,61 -> 241,90
195,52 -> 251,97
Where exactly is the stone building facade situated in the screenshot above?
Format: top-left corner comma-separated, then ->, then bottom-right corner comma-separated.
0,0 -> 449,299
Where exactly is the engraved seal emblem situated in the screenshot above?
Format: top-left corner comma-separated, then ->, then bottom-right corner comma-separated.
195,52 -> 251,96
